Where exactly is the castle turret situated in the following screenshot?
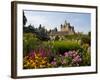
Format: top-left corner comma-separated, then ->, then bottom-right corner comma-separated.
64,20 -> 67,25
60,20 -> 75,34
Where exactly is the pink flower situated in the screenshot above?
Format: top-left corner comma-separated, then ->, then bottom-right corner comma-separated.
64,52 -> 69,57
29,50 -> 35,58
61,60 -> 66,64
39,48 -> 46,57
72,55 -> 82,63
68,51 -> 73,57
72,53 -> 77,57
51,61 -> 57,65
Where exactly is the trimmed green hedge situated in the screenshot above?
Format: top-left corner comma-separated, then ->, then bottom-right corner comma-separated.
51,41 -> 82,54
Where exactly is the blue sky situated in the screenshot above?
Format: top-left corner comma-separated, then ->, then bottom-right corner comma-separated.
24,10 -> 91,34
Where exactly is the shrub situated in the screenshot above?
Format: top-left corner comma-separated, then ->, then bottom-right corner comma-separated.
80,44 -> 91,66
81,35 -> 91,46
64,34 -> 81,40
55,35 -> 60,40
52,41 -> 82,55
23,33 -> 40,56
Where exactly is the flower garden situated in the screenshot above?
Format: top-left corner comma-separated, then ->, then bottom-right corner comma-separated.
23,33 -> 91,69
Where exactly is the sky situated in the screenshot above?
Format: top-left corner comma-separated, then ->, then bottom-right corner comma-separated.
24,10 -> 91,34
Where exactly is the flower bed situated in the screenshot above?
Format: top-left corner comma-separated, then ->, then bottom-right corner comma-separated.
23,49 -> 83,69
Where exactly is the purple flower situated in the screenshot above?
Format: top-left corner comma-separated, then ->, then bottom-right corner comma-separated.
61,60 -> 66,64
64,52 -> 69,57
39,48 -> 46,57
75,55 -> 80,59
72,50 -> 76,53
72,53 -> 77,57
68,51 -> 73,57
29,50 -> 35,58
51,61 -> 57,65
72,55 -> 82,63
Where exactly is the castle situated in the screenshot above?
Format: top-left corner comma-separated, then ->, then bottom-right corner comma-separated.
49,20 -> 75,40
49,20 -> 75,36
60,20 -> 75,34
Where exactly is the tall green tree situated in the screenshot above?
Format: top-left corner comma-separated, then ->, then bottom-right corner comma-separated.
23,11 -> 27,26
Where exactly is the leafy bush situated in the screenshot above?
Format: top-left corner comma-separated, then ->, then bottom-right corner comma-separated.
55,35 -> 60,40
81,51 -> 91,66
64,34 -> 82,40
80,44 -> 91,66
81,35 -> 91,46
52,41 -> 82,55
23,33 -> 40,56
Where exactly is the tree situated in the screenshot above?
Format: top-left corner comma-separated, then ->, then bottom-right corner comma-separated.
23,11 -> 27,26
54,27 -> 58,32
88,31 -> 91,37
81,35 -> 91,46
48,29 -> 52,33
36,25 -> 50,41
55,35 -> 60,40
39,24 -> 42,30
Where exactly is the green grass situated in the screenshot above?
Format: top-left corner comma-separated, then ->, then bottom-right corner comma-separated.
54,41 -> 80,49
43,40 -> 82,54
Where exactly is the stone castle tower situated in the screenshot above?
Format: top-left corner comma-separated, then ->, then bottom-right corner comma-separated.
60,20 -> 75,34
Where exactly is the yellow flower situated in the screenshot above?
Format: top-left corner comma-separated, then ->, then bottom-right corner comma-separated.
23,52 -> 52,69
37,53 -> 41,56
41,60 -> 46,64
44,57 -> 47,60
30,60 -> 34,63
39,65 -> 46,68
31,62 -> 36,66
24,64 -> 28,68
47,63 -> 52,67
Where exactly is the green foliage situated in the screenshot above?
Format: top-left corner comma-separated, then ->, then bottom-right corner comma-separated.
64,34 -> 81,40
51,41 -> 82,54
81,51 -> 91,66
88,31 -> 91,37
23,33 -> 40,56
55,35 -> 60,40
80,44 -> 91,66
55,55 -> 72,67
65,34 -> 91,45
81,35 -> 91,45
23,24 -> 50,41
37,26 -> 50,41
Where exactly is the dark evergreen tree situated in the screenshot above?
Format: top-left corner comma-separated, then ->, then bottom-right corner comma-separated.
39,24 -> 42,30
54,27 -> 58,32
88,31 -> 91,37
23,11 -> 27,26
